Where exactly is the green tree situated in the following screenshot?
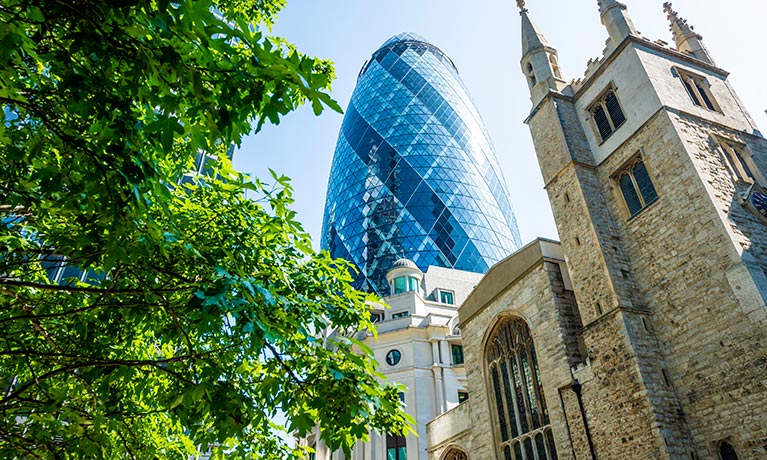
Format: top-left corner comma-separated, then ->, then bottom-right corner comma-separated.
0,0 -> 411,458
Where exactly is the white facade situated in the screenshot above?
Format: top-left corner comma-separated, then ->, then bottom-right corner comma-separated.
309,261 -> 482,460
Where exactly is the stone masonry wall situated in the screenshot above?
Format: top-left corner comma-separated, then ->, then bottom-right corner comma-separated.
458,257 -> 583,460
529,93 -> 712,457
593,108 -> 767,459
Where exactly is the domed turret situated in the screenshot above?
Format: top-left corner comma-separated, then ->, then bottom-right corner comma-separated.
385,259 -> 423,296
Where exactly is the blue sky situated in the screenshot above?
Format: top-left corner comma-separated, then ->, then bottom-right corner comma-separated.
234,0 -> 767,248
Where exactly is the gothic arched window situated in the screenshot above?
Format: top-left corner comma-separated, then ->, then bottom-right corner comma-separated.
486,317 -> 558,460
616,158 -> 658,217
718,441 -> 738,460
442,447 -> 468,460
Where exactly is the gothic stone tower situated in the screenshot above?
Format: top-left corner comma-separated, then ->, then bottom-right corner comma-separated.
521,1 -> 767,459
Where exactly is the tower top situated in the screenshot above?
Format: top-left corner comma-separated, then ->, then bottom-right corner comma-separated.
520,5 -> 550,56
662,2 -> 715,65
597,0 -> 638,46
597,0 -> 622,15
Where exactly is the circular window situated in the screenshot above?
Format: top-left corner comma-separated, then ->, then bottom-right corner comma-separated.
385,349 -> 402,366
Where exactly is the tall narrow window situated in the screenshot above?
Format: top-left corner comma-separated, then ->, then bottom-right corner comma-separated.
526,62 -> 536,86
486,317 -> 558,460
451,344 -> 464,365
616,158 -> 659,217
386,434 -> 407,460
678,70 -> 718,111
590,87 -> 626,142
718,139 -> 757,184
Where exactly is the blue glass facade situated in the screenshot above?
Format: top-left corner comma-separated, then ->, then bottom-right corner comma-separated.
321,33 -> 521,295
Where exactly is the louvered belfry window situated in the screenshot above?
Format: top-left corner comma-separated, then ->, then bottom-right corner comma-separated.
486,317 -> 558,460
616,158 -> 659,217
590,87 -> 626,142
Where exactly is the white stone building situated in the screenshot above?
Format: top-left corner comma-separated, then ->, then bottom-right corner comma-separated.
307,260 -> 482,460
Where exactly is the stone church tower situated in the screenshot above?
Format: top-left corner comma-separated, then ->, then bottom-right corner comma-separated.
522,0 -> 767,458
427,2 -> 767,460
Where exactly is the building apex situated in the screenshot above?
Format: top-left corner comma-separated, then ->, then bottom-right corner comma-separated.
597,0 -> 624,16
516,0 -> 528,14
520,6 -> 550,55
663,2 -> 701,40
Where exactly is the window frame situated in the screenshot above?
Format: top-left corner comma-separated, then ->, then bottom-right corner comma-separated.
484,316 -> 558,460
451,344 -> 464,365
386,434 -> 407,460
612,155 -> 660,219
588,84 -> 627,143
714,137 -> 763,186
439,289 -> 455,305
674,67 -> 720,112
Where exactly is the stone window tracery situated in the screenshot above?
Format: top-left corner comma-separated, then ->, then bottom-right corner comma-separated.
486,317 -> 558,460
443,448 -> 468,460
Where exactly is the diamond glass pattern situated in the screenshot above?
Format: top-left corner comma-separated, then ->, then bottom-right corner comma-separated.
321,33 -> 522,295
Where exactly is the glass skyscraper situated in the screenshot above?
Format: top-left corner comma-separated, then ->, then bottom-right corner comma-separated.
322,33 -> 521,295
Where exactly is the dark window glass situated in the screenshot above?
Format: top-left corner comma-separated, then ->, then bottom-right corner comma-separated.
682,78 -> 697,105
513,442 -> 523,460
605,91 -> 626,128
501,360 -> 519,439
593,105 -> 613,140
734,149 -> 755,179
719,442 -> 738,460
633,162 -> 658,205
458,391 -> 469,403
546,429 -> 559,460
695,80 -> 716,111
487,318 -> 557,460
535,433 -> 547,460
440,290 -> 455,304
451,344 -> 464,365
504,445 -> 513,460
386,349 -> 402,366
492,365 -> 509,441
620,173 -> 643,216
523,437 -> 534,458
386,434 -> 407,460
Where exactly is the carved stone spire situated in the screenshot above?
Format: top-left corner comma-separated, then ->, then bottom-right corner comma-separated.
520,6 -> 549,55
597,0 -> 621,15
518,4 -> 566,106
663,2 -> 715,65
597,0 -> 638,46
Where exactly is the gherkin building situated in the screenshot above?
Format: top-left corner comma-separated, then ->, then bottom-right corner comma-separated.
321,33 -> 521,295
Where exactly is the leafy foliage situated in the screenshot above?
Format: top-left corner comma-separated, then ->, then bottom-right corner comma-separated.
0,0 -> 410,458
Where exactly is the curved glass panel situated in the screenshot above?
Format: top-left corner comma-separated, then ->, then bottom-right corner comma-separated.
321,32 -> 521,294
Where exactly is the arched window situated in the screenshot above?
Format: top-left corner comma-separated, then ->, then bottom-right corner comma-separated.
526,62 -> 536,86
718,441 -> 738,460
549,54 -> 562,79
486,317 -> 557,460
589,88 -> 626,142
616,158 -> 658,217
442,448 -> 468,460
